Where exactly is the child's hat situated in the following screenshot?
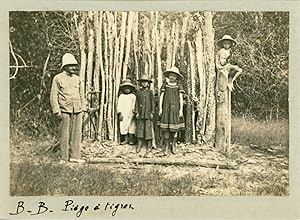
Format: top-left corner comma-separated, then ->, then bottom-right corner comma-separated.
61,53 -> 78,68
217,35 -> 237,48
120,79 -> 136,90
138,74 -> 153,83
164,66 -> 183,79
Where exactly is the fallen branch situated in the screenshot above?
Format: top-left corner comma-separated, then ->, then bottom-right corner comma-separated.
88,157 -> 238,170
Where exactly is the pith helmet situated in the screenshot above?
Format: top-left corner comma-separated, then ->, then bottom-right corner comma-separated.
137,74 -> 153,83
164,66 -> 183,79
61,53 -> 78,68
217,35 -> 237,48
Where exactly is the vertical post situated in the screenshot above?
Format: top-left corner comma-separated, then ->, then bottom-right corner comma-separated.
215,69 -> 229,152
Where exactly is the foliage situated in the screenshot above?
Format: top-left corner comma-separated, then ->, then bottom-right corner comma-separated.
214,12 -> 289,120
9,11 -> 289,137
9,11 -> 78,136
231,116 -> 288,148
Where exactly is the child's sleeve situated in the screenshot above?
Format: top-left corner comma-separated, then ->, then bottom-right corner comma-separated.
117,95 -> 123,114
150,90 -> 155,114
133,91 -> 139,114
178,84 -> 185,93
160,81 -> 166,92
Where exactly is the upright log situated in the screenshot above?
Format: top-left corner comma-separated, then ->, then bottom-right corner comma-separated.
202,12 -> 216,141
215,68 -> 229,151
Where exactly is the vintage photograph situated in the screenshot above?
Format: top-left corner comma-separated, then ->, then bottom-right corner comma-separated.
9,11 -> 289,196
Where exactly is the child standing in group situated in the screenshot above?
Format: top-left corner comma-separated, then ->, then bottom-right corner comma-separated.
159,66 -> 185,155
216,35 -> 242,91
117,79 -> 136,145
134,75 -> 155,154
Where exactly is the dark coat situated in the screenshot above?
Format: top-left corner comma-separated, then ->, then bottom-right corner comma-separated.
134,88 -> 155,119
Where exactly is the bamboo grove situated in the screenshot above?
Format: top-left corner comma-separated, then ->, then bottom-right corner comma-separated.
72,11 -> 216,144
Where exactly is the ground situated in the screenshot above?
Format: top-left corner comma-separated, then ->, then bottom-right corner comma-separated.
10,135 -> 288,196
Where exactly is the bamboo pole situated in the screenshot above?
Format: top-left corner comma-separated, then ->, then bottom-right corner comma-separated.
189,43 -> 197,143
98,11 -> 106,141
103,15 -> 109,140
119,12 -> 128,79
86,11 -> 95,97
143,15 -> 150,77
156,18 -> 164,92
77,12 -> 87,84
122,11 -> 134,80
111,12 -> 118,142
88,157 -> 238,170
166,24 -> 173,68
132,12 -> 139,81
107,12 -> 114,140
172,21 -> 179,67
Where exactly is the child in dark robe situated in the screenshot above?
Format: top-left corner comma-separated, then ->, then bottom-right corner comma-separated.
134,75 -> 155,155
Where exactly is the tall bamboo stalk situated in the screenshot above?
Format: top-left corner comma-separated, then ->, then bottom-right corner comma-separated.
103,15 -> 109,140
172,21 -> 179,67
97,11 -> 106,141
118,12 -> 127,79
132,12 -> 139,81
156,19 -> 164,91
107,11 -> 114,140
112,12 -> 120,142
122,11 -> 134,80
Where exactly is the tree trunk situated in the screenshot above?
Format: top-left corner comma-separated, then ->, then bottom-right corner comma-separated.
215,68 -> 229,151
188,42 -> 197,143
195,28 -> 208,143
202,12 -> 216,142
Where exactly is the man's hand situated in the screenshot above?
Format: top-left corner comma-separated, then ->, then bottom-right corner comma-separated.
150,113 -> 153,120
179,110 -> 183,118
54,112 -> 62,120
159,110 -> 162,116
136,113 -> 140,120
118,113 -> 123,121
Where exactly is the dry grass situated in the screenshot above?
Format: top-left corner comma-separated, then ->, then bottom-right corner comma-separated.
9,117 -> 289,196
231,116 -> 288,147
10,159 -> 288,196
